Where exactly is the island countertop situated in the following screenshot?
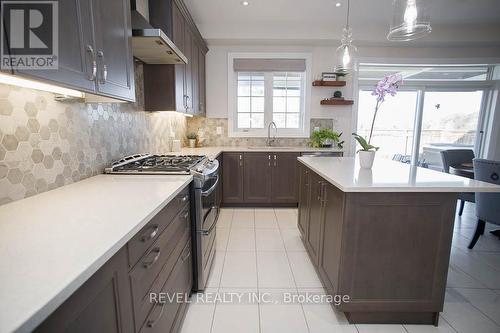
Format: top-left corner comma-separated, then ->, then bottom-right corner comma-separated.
298,156 -> 500,192
0,174 -> 192,333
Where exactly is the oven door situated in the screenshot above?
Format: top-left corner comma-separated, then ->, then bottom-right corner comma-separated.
195,174 -> 219,290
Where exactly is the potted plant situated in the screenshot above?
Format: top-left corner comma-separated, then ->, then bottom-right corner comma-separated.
310,129 -> 344,149
352,73 -> 402,168
187,132 -> 197,148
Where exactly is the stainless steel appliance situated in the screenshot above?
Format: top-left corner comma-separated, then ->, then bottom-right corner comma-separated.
105,154 -> 219,291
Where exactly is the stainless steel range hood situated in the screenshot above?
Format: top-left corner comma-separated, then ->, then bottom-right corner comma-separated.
132,29 -> 187,64
130,2 -> 187,65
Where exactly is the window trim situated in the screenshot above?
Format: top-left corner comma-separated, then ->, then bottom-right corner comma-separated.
227,52 -> 312,138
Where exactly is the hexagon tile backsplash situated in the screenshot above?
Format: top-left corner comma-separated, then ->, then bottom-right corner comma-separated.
0,83 -> 187,206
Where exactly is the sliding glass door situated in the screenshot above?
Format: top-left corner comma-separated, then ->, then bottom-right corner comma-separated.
357,90 -> 418,160
357,88 -> 486,168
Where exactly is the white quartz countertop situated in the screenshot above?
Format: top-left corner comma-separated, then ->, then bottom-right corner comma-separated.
0,174 -> 192,333
298,156 -> 500,192
178,146 -> 344,159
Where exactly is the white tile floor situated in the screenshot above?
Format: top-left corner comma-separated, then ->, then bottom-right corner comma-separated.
181,204 -> 500,333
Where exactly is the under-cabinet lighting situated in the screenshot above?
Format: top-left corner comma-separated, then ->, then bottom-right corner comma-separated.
152,111 -> 193,117
0,72 -> 84,98
241,1 -> 249,6
336,2 -> 341,7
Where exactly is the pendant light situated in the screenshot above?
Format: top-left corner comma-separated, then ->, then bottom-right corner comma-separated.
335,0 -> 357,72
387,0 -> 432,41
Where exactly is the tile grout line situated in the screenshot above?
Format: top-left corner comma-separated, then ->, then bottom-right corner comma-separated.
274,208 -> 311,333
252,208 -> 264,333
446,286 -> 500,328
209,209 -> 233,333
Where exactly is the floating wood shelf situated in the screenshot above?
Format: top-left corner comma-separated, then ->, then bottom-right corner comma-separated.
312,80 -> 346,87
320,99 -> 354,106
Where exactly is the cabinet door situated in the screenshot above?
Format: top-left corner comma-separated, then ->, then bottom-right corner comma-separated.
216,154 -> 223,208
243,153 -> 272,204
318,184 -> 345,296
183,25 -> 193,112
198,48 -> 206,116
35,248 -> 134,333
271,153 -> 300,203
191,40 -> 199,115
306,173 -> 324,265
298,164 -> 311,237
222,153 -> 244,204
15,0 -> 96,92
172,1 -> 186,112
92,0 -> 135,101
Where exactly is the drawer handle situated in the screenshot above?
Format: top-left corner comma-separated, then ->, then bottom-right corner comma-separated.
142,247 -> 161,269
140,224 -> 159,242
146,302 -> 166,328
182,210 -> 189,220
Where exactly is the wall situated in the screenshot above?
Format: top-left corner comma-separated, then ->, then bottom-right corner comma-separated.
0,64 -> 187,205
203,42 -> 500,157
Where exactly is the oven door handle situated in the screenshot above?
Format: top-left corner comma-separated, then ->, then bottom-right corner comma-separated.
198,206 -> 220,236
201,175 -> 219,197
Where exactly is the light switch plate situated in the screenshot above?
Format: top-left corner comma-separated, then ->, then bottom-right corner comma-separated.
216,126 -> 223,135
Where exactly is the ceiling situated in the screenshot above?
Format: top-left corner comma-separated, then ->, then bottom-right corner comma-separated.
184,0 -> 500,45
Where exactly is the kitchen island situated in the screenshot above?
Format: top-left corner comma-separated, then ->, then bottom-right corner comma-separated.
297,156 -> 500,325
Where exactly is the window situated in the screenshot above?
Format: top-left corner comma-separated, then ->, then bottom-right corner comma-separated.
356,63 -> 492,167
228,53 -> 311,137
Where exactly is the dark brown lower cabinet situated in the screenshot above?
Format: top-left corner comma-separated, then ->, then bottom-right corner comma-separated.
35,185 -> 193,333
304,173 -> 324,265
271,153 -> 300,203
222,153 -> 244,203
243,153 -> 272,203
297,163 -> 310,236
298,163 -> 458,325
222,152 -> 300,206
34,247 -> 134,333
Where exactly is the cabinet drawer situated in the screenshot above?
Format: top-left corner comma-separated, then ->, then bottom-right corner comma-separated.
128,187 -> 189,267
139,241 -> 192,333
133,222 -> 191,330
129,206 -> 190,308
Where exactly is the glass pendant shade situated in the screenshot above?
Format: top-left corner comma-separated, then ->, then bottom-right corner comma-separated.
335,27 -> 357,72
387,0 -> 432,41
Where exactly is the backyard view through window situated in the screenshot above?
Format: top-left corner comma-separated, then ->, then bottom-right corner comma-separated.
357,64 -> 489,165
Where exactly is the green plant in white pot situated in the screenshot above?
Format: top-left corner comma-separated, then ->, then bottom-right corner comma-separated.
352,73 -> 402,168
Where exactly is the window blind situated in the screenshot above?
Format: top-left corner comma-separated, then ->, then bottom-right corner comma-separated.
233,58 -> 306,72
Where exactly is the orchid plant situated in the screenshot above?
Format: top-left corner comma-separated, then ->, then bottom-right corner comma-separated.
353,73 -> 403,151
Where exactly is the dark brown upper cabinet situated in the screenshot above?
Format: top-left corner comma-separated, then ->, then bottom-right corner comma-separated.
12,0 -> 135,102
143,0 -> 208,114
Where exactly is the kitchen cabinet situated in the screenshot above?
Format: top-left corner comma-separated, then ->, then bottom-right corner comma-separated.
305,172 -> 324,265
222,152 -> 300,206
34,247 -> 134,333
13,0 -> 135,102
271,153 -> 300,203
222,153 -> 244,203
34,184 -> 192,333
198,48 -> 206,115
297,163 -> 311,237
143,0 -> 208,113
243,153 -> 272,203
216,154 -> 223,208
317,183 -> 344,296
297,161 -> 457,325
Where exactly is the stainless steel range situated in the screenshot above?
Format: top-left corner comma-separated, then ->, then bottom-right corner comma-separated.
105,154 -> 219,292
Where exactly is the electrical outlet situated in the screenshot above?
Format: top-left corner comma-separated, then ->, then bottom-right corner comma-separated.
216,126 -> 223,135
314,126 -> 320,132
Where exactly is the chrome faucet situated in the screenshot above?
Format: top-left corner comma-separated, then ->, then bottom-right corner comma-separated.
267,121 -> 278,146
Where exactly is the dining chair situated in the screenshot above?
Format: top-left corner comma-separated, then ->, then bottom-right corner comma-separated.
440,149 -> 475,216
468,158 -> 500,249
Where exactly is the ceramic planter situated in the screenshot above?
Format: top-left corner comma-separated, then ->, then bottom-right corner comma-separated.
358,150 -> 376,169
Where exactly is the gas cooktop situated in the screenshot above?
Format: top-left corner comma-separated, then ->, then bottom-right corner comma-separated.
105,154 -> 207,174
